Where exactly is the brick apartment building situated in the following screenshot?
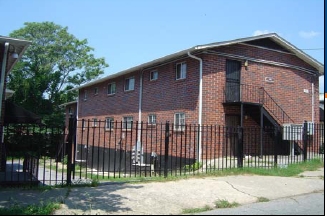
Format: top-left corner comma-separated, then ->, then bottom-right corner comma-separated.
66,33 -> 323,170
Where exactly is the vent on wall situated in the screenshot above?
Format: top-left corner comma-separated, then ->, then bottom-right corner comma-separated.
265,77 -> 274,83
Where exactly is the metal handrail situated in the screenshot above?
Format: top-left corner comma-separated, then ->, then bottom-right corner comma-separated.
224,83 -> 294,124
261,88 -> 295,124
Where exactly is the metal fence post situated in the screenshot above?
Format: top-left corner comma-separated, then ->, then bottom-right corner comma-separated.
274,127 -> 279,167
237,126 -> 243,168
303,121 -> 308,162
66,115 -> 75,185
164,122 -> 169,178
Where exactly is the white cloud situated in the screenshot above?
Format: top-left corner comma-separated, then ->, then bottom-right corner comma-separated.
299,31 -> 320,39
253,30 -> 272,36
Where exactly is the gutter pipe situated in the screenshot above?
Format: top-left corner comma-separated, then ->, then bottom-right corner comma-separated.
187,51 -> 203,162
312,80 -> 314,123
0,43 -> 9,127
137,69 -> 145,163
0,42 -> 9,144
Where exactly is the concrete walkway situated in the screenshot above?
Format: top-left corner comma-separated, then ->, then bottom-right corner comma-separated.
0,168 -> 324,215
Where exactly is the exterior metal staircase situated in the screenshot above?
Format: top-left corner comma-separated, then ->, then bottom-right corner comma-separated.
225,84 -> 295,126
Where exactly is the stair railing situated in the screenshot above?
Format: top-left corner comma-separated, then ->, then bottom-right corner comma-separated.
260,88 -> 295,124
224,84 -> 295,125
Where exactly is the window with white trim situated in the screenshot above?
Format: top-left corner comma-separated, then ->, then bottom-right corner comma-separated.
105,117 -> 114,130
174,113 -> 185,131
82,119 -> 86,130
123,116 -> 133,129
150,71 -> 158,81
124,77 -> 135,91
176,62 -> 187,80
92,118 -> 98,127
148,114 -> 156,125
107,82 -> 116,95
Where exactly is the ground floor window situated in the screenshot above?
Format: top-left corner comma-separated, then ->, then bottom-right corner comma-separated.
174,113 -> 185,131
105,117 -> 114,130
123,116 -> 133,129
148,114 -> 156,125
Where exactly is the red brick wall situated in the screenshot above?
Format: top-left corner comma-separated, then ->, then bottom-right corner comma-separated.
201,44 -> 319,126
78,58 -> 200,125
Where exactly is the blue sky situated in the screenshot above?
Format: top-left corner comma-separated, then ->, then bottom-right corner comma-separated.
1,0 -> 324,92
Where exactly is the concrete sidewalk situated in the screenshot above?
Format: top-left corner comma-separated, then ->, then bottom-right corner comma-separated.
0,168 -> 324,215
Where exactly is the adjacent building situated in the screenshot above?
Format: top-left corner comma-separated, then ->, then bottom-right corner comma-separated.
0,36 -> 31,171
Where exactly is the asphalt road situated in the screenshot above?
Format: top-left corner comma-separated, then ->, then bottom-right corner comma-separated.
197,192 -> 325,215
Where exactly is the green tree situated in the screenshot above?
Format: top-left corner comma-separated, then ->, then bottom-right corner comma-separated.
8,22 -> 109,126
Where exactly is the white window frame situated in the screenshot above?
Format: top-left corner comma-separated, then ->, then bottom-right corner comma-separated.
82,119 -> 86,130
176,62 -> 187,80
105,117 -> 114,130
123,116 -> 133,129
150,70 -> 158,81
83,90 -> 87,101
174,113 -> 185,131
92,118 -> 98,127
148,114 -> 156,125
124,77 -> 135,91
107,82 -> 116,95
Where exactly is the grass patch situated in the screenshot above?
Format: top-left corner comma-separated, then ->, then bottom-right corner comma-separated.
182,205 -> 212,214
183,161 -> 203,171
257,197 -> 269,202
215,199 -> 239,208
206,158 -> 324,178
182,199 -> 240,214
0,202 -> 60,215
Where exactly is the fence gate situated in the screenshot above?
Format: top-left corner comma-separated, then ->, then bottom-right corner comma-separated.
1,123 -> 70,187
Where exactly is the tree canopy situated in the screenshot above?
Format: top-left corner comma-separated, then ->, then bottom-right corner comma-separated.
8,22 -> 109,125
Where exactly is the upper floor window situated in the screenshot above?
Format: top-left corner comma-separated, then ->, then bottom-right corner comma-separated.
150,71 -> 158,81
123,116 -> 133,129
105,117 -> 114,130
68,107 -> 74,115
107,82 -> 116,95
94,87 -> 98,95
176,62 -> 187,80
125,77 -> 135,91
174,113 -> 185,131
83,90 -> 87,101
148,114 -> 156,125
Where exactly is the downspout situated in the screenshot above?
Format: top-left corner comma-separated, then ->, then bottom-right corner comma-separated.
75,97 -> 79,162
137,69 -> 145,163
187,51 -> 203,162
311,79 -> 314,122
0,43 -> 9,144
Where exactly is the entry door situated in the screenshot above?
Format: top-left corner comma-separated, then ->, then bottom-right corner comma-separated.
225,115 -> 240,157
225,60 -> 241,102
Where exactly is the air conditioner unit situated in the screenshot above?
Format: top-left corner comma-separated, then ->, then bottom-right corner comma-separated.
282,124 -> 302,141
304,121 -> 314,135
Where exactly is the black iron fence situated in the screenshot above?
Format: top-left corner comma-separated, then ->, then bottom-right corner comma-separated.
1,120 -> 324,186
